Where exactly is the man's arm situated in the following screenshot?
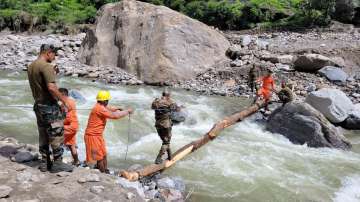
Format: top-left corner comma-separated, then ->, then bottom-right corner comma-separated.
107,105 -> 123,112
47,82 -> 70,108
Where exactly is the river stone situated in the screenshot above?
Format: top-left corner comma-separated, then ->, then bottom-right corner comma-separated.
340,108 -> 360,130
0,185 -> 12,198
294,54 -> 337,72
116,178 -> 145,198
90,185 -> 105,194
267,102 -> 351,150
78,0 -> 230,84
305,88 -> 354,123
158,188 -> 183,202
318,66 -> 348,83
14,151 -> 35,163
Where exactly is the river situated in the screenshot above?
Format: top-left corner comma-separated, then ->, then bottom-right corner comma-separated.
0,70 -> 360,202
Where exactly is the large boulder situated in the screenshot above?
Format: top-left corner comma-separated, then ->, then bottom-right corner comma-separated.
267,102 -> 351,150
318,66 -> 348,83
78,0 -> 230,84
305,88 -> 354,123
340,104 -> 360,130
294,54 -> 340,72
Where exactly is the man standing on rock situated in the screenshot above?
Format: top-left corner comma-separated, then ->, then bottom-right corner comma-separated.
27,44 -> 73,173
59,88 -> 80,166
84,90 -> 133,173
151,89 -> 180,164
254,68 -> 275,110
248,64 -> 258,93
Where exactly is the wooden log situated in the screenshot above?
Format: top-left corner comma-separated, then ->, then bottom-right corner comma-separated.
120,100 -> 266,181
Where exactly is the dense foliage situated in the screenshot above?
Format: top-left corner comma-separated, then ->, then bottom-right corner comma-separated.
0,0 -> 357,32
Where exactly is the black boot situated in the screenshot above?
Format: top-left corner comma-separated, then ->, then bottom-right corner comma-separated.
155,145 -> 167,164
50,157 -> 74,173
166,146 -> 172,161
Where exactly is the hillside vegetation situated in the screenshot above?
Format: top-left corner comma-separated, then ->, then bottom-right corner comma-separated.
0,0 -> 358,33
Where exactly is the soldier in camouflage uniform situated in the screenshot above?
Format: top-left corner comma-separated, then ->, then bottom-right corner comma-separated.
151,89 -> 179,164
277,81 -> 294,106
248,64 -> 258,93
28,44 -> 73,173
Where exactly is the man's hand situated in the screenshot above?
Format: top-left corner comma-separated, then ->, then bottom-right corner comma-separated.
47,82 -> 71,110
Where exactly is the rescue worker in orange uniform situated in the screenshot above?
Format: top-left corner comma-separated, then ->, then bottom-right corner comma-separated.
59,88 -> 80,166
84,90 -> 133,173
254,68 -> 275,110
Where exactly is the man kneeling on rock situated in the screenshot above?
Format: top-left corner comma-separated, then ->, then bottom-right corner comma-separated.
84,90 -> 133,173
152,89 -> 180,164
28,44 -> 73,173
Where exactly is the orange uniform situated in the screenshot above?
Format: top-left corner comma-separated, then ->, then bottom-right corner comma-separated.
257,76 -> 274,101
84,103 -> 123,163
63,98 -> 79,146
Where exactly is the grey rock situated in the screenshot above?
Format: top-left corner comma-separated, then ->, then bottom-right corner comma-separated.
294,54 -> 338,72
17,171 -> 32,182
77,177 -> 87,183
305,83 -> 317,92
318,66 -> 348,83
305,88 -> 354,123
127,192 -> 135,200
267,102 -> 351,150
78,0 -> 230,84
230,59 -> 243,67
116,178 -> 145,198
156,177 -> 175,190
159,188 -> 184,202
90,185 -> 105,194
14,151 -> 36,163
275,63 -> 293,72
57,172 -> 70,177
86,174 -> 100,182
145,190 -> 159,199
0,186 -> 12,198
240,35 -> 252,47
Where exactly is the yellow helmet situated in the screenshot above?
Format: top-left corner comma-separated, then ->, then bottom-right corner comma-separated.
96,90 -> 111,101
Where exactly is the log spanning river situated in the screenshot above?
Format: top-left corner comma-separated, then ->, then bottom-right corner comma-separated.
0,70 -> 360,202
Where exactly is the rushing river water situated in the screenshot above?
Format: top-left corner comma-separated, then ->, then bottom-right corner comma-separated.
1,71 -> 360,202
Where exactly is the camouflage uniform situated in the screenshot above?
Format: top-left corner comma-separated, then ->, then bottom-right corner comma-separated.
278,87 -> 294,106
34,102 -> 66,161
248,67 -> 257,92
151,97 -> 178,164
28,59 -> 66,169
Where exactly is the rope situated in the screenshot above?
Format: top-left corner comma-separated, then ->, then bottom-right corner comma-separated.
124,113 -> 131,161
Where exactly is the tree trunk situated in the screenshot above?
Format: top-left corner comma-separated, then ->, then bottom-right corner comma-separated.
120,100 -> 266,181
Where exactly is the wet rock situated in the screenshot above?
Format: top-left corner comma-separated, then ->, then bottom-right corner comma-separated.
117,178 -> 145,198
294,54 -> 338,72
0,185 -> 12,198
14,151 -> 36,163
267,102 -> 351,150
318,66 -> 348,83
159,188 -> 184,202
145,190 -> 159,199
305,88 -> 354,123
90,185 -> 105,194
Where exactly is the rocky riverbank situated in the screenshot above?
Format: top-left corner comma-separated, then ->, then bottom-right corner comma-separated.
0,22 -> 360,103
0,136 -> 186,202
